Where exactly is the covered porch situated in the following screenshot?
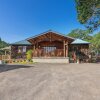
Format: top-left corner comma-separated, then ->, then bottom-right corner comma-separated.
27,31 -> 73,58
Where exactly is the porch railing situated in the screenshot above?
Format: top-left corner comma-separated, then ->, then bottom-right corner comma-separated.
33,49 -> 64,57
0,55 -> 11,60
0,55 -> 2,60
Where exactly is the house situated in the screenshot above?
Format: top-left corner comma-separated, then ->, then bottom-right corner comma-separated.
10,30 -> 90,63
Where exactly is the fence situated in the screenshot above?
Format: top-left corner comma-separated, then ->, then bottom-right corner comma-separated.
0,55 -> 11,60
33,49 -> 64,57
0,55 -> 2,60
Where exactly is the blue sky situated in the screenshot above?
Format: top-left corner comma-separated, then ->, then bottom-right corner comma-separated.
0,0 -> 86,43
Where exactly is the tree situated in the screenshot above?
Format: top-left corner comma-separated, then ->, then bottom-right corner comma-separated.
90,33 -> 100,53
0,38 -> 8,49
75,0 -> 100,32
67,29 -> 93,41
0,37 -> 9,55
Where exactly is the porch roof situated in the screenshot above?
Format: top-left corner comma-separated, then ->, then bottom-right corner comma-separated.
26,30 -> 75,44
26,30 -> 75,40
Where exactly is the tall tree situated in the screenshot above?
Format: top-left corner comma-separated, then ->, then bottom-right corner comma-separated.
75,0 -> 100,32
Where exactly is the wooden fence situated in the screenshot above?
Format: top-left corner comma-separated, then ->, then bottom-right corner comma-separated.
0,55 -> 11,60
0,55 -> 2,60
33,49 -> 64,57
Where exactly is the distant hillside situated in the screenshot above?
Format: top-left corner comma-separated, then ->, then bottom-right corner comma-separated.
0,38 -> 9,49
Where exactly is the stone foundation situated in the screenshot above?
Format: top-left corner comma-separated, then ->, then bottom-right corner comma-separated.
32,57 -> 69,63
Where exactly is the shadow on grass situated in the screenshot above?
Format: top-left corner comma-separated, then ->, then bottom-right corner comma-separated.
0,64 -> 33,73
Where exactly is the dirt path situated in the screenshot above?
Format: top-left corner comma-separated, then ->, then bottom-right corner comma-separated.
0,63 -> 100,100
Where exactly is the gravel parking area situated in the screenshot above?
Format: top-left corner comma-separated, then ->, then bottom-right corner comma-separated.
0,63 -> 100,100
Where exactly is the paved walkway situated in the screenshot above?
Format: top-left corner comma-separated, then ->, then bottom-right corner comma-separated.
0,63 -> 100,100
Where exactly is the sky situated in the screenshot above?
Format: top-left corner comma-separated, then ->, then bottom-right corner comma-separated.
0,0 -> 86,43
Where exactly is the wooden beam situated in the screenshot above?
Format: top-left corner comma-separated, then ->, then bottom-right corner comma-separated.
63,41 -> 66,57
10,46 -> 12,59
33,45 -> 35,50
65,42 -> 68,57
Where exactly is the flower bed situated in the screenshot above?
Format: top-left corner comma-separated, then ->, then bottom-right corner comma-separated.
2,59 -> 35,64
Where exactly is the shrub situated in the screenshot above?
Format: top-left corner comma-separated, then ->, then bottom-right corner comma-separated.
26,50 -> 33,61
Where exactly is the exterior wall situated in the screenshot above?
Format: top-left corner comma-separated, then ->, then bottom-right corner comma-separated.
36,41 -> 63,49
68,44 -> 90,62
11,45 -> 33,59
32,57 -> 69,63
69,44 -> 89,57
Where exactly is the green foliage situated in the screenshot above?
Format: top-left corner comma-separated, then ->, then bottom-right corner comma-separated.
0,38 -> 8,49
26,50 -> 33,61
90,33 -> 100,53
0,37 -> 9,55
75,0 -> 100,31
67,29 -> 93,41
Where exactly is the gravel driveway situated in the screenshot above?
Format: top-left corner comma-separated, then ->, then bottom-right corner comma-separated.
0,63 -> 100,100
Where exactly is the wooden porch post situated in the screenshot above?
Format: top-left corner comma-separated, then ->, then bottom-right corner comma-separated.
64,41 -> 68,57
10,46 -> 12,59
66,42 -> 68,57
63,41 -> 66,57
34,45 -> 35,50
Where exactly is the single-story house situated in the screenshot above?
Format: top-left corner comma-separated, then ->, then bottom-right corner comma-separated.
10,30 -> 90,63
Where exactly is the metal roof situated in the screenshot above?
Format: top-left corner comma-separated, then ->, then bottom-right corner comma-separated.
11,40 -> 32,45
71,39 -> 90,44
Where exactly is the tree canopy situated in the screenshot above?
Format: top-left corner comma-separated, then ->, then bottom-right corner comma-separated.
0,38 -> 9,55
90,33 -> 100,53
67,29 -> 92,41
75,0 -> 100,31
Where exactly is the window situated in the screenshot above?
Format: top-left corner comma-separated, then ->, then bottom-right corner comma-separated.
23,46 -> 26,52
18,46 -> 27,53
42,46 -> 56,53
